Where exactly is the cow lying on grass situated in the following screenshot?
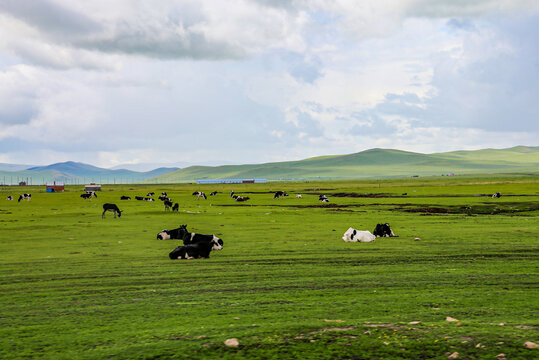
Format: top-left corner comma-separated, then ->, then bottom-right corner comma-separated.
342,228 -> 376,242
168,238 -> 222,259
157,225 -> 188,240
373,223 -> 397,237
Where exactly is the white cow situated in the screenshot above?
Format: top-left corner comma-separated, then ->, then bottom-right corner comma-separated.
342,227 -> 376,242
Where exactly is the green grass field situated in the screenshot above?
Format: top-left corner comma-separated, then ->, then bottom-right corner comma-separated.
1,176 -> 538,359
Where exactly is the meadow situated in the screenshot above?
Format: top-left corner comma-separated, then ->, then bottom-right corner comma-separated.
0,176 -> 538,359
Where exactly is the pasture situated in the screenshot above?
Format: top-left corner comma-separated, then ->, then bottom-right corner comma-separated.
1,176 -> 538,359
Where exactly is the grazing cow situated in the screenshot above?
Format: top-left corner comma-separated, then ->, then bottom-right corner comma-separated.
172,203 -> 179,212
147,192 -> 155,197
192,191 -> 207,200
319,195 -> 329,202
342,228 -> 376,243
168,239 -> 222,259
296,194 -> 302,199
18,194 -> 31,202
210,191 -> 218,196
273,191 -> 288,199
102,203 -> 122,218
6,196 -> 13,200
120,196 -> 131,200
164,199 -> 173,211
135,196 -> 144,201
157,225 -> 188,240
492,192 -> 502,198
235,196 -> 250,202
81,191 -> 97,200
144,197 -> 155,202
373,223 -> 397,237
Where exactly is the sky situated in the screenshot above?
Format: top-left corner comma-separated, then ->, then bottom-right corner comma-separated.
0,0 -> 538,170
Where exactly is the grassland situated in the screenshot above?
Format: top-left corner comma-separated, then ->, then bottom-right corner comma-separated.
0,175 -> 538,359
153,146 -> 539,182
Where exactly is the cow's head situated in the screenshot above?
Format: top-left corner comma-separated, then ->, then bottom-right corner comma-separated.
157,230 -> 170,240
211,236 -> 223,250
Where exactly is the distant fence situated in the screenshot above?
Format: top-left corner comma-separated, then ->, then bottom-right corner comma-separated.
196,179 -> 267,184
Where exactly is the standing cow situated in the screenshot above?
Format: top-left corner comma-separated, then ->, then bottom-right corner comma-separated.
102,203 -> 122,218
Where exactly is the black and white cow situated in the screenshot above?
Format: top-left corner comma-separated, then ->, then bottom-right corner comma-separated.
235,196 -> 250,202
319,195 -> 329,202
6,196 -> 13,200
135,196 -> 144,201
373,223 -> 397,237
210,191 -> 218,196
182,231 -> 223,247
164,199 -> 173,211
192,191 -> 207,200
230,190 -> 234,197
273,191 -> 288,199
81,191 -> 97,200
18,194 -> 31,202
144,197 -> 155,202
161,192 -> 168,197
342,228 -> 376,242
158,195 -> 169,201
147,192 -> 155,197
120,196 -> 131,200
492,192 -> 502,198
168,239 -> 222,259
102,203 -> 122,218
172,203 -> 179,212
157,225 -> 188,240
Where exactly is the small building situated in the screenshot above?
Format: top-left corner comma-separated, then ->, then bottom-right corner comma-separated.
85,184 -> 102,192
46,182 -> 65,192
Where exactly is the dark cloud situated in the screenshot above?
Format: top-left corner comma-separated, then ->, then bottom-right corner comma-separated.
0,0 -> 101,35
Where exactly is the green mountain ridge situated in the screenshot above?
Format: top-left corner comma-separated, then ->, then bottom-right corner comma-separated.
151,146 -> 539,182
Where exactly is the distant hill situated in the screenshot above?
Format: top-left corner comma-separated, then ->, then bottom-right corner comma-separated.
150,146 -> 539,182
0,161 -> 179,185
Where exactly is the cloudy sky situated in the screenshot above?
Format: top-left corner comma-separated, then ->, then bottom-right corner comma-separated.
0,0 -> 538,169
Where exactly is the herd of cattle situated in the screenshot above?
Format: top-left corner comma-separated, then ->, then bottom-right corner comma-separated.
4,188 -> 505,259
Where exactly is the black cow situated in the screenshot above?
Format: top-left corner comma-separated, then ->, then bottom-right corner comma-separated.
172,203 -> 179,212
168,240 -> 221,259
164,199 -> 173,211
120,196 -> 131,200
182,231 -> 223,247
192,191 -> 207,200
157,225 -> 188,240
102,203 -> 122,218
373,223 -> 397,237
18,194 -> 31,202
273,191 -> 288,199
135,196 -> 144,201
